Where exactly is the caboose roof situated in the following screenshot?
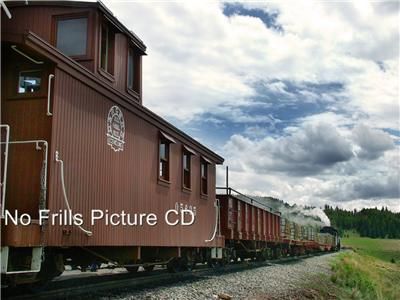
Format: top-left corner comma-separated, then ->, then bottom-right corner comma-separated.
5,0 -> 147,54
21,31 -> 224,164
3,0 -> 224,164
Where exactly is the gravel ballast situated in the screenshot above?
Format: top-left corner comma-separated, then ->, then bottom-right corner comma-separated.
107,252 -> 340,299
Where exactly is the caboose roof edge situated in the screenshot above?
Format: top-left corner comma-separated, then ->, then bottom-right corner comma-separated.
22,31 -> 225,164
4,0 -> 147,54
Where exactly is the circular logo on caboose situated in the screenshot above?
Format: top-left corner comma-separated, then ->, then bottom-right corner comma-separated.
106,105 -> 125,152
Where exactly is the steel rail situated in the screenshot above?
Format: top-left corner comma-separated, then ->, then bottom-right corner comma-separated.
3,251 -> 339,300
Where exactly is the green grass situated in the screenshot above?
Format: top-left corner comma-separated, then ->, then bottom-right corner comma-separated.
329,251 -> 400,299
341,236 -> 400,263
303,237 -> 400,299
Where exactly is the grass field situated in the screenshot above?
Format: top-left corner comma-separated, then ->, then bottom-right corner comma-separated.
341,236 -> 400,263
305,237 -> 400,299
330,251 -> 400,299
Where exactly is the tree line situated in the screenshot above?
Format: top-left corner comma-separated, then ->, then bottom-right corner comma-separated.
324,205 -> 400,239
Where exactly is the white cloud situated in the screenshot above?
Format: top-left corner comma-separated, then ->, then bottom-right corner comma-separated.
352,124 -> 395,160
219,122 -> 399,211
104,1 -> 398,128
103,1 -> 399,211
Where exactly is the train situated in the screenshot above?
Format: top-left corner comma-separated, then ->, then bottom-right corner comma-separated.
218,188 -> 340,263
0,1 -> 339,287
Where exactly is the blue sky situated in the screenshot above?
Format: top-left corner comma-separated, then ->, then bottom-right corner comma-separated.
105,1 -> 400,212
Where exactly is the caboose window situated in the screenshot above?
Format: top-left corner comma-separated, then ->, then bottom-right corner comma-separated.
183,151 -> 191,189
18,70 -> 42,94
56,17 -> 88,56
182,145 -> 196,190
159,139 -> 170,181
158,132 -> 176,183
100,23 -> 115,74
200,160 -> 208,195
127,47 -> 140,93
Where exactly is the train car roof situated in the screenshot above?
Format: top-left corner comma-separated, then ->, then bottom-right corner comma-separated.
5,0 -> 147,54
3,1 -> 224,164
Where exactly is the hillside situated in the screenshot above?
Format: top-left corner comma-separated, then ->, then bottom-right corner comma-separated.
324,206 -> 400,238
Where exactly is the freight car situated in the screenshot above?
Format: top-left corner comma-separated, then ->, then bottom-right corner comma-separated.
0,1 -> 339,288
217,187 -> 340,262
217,187 -> 282,261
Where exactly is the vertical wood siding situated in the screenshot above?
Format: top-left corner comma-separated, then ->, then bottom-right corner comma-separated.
45,68 -> 219,247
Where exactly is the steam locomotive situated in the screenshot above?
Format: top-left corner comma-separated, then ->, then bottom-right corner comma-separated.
0,1 -> 339,287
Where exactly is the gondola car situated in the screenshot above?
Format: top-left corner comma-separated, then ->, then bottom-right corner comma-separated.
217,187 -> 282,261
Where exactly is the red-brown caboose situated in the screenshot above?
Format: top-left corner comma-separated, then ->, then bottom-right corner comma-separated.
1,1 -> 224,285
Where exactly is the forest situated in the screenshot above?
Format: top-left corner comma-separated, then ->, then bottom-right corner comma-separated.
324,206 -> 400,239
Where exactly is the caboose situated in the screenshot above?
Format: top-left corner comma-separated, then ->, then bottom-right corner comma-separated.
1,1 -> 224,285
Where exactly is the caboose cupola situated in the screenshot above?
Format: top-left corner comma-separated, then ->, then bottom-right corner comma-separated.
2,0 -> 146,104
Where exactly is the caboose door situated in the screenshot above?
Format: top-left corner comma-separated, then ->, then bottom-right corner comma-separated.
1,46 -> 53,246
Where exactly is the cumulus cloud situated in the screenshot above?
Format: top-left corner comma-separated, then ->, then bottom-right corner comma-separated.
316,170 -> 400,201
103,1 -> 399,211
105,1 -> 398,127
270,123 -> 353,168
225,122 -> 353,176
352,124 -> 395,160
221,123 -> 399,211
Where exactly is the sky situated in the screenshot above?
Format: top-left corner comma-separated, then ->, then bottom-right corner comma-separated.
103,1 -> 400,212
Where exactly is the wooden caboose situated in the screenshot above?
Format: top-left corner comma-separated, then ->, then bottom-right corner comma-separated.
0,1 -> 224,284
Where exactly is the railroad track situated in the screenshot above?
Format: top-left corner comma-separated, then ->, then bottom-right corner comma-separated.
3,252 -> 332,300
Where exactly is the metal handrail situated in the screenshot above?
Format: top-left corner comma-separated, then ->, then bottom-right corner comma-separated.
0,1 -> 12,19
216,186 -> 281,216
205,199 -> 220,243
11,45 -> 44,64
0,125 -> 10,217
55,151 -> 93,236
0,139 -> 48,216
47,74 -> 54,116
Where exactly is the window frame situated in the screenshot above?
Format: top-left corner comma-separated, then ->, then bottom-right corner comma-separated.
126,46 -> 141,98
200,159 -> 209,197
99,21 -> 115,77
17,69 -> 43,95
52,12 -> 91,60
157,132 -> 176,186
7,65 -> 48,100
182,149 -> 192,191
158,137 -> 171,184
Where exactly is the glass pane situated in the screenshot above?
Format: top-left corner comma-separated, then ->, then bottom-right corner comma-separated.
159,143 -> 166,160
18,70 -> 41,93
56,18 -> 87,56
202,178 -> 208,194
128,49 -> 134,88
160,161 -> 168,180
201,163 -> 207,178
183,153 -> 188,170
184,170 -> 190,188
101,25 -> 108,70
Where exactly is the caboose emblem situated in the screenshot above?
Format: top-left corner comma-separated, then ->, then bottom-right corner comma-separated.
107,105 -> 125,152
